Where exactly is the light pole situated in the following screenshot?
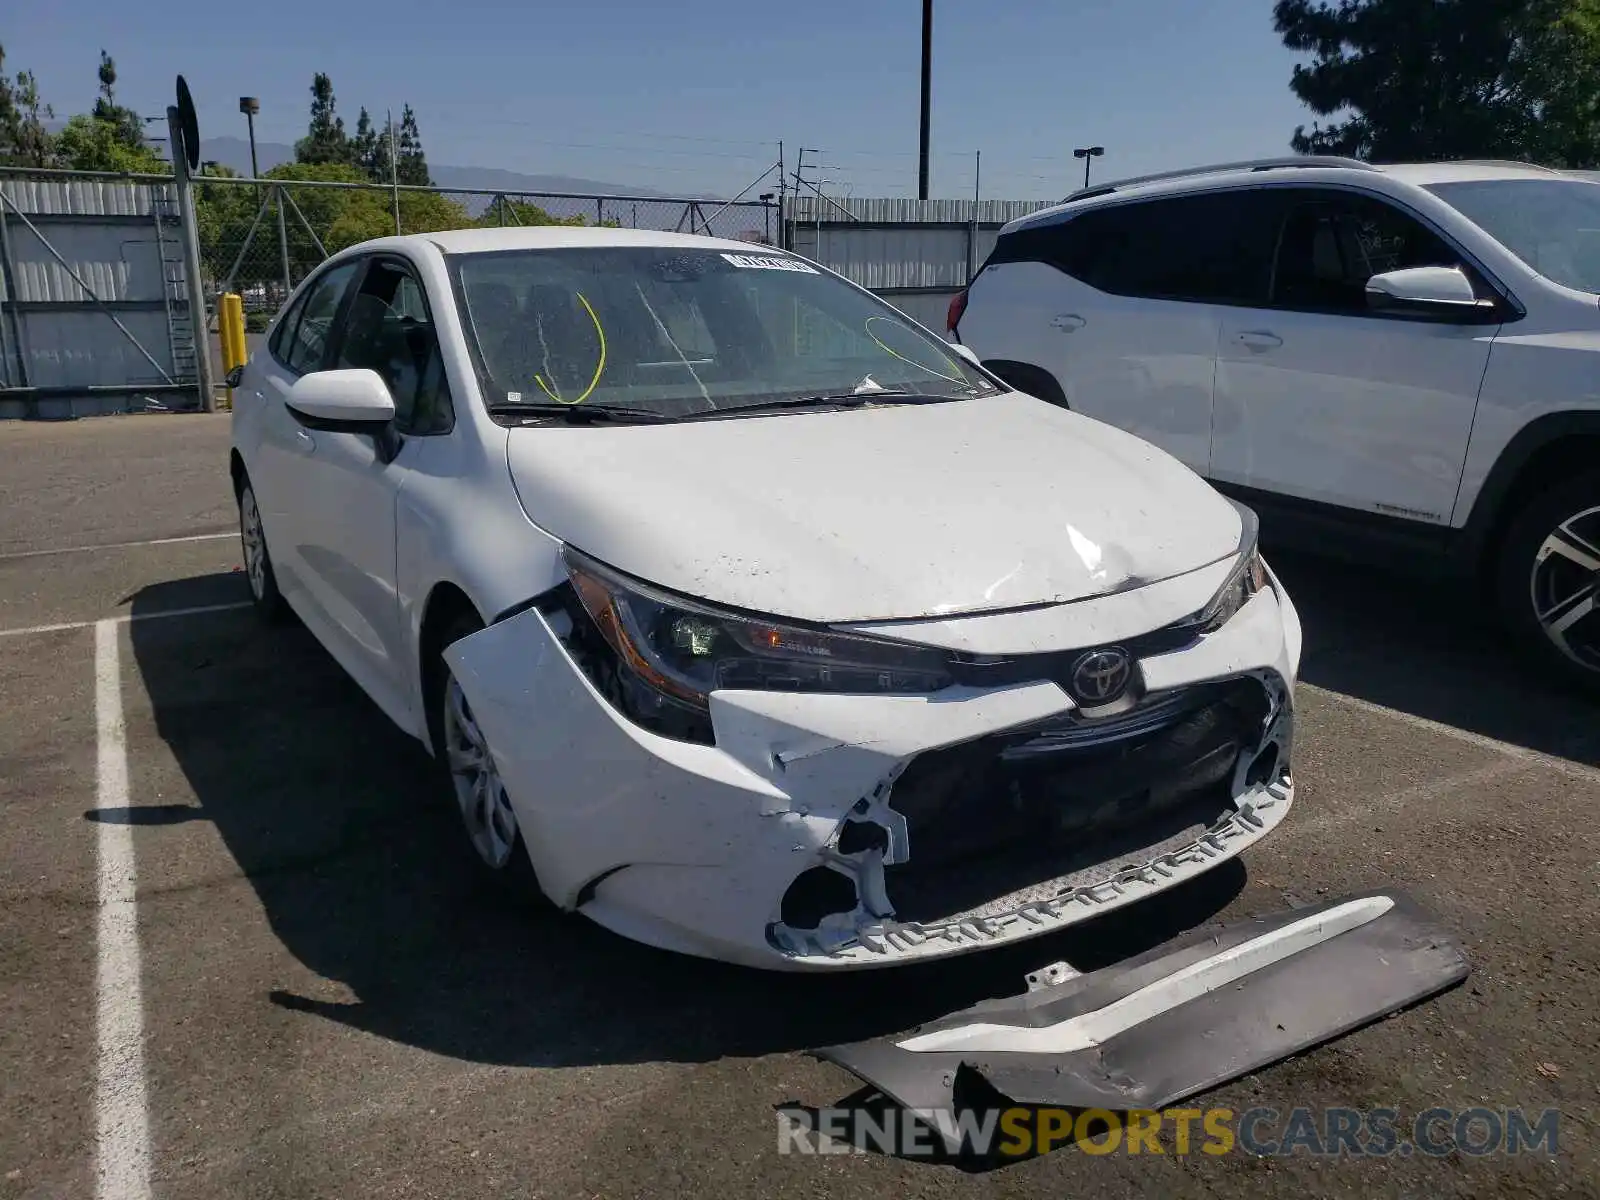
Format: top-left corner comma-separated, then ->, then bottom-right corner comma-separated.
1073,145 -> 1105,189
239,97 -> 261,180
918,0 -> 933,200
759,192 -> 775,243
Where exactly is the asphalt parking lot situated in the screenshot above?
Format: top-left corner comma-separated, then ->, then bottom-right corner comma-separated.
1,413 -> 1597,1199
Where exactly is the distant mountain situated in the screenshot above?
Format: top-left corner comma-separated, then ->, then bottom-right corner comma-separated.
198,135 -> 690,200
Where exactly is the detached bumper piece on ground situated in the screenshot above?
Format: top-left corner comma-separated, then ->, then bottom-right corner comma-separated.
813,890 -> 1469,1154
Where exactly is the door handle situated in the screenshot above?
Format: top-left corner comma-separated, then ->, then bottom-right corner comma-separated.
1236,330 -> 1282,349
1050,313 -> 1086,332
294,428 -> 317,454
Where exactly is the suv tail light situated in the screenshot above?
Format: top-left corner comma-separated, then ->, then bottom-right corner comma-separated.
946,288 -> 969,336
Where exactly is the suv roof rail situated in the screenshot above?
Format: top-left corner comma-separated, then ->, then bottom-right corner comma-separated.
1060,155 -> 1378,202
1445,158 -> 1562,173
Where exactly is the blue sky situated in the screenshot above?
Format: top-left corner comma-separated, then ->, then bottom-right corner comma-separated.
9,0 -> 1314,200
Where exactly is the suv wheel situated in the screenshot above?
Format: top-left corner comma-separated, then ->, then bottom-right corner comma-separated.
1496,471 -> 1600,694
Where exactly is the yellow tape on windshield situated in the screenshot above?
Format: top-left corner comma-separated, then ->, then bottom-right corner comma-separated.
862,315 -> 966,385
535,291 -> 607,405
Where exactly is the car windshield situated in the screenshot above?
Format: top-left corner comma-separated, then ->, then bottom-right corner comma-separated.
1424,178 -> 1600,295
447,245 -> 997,419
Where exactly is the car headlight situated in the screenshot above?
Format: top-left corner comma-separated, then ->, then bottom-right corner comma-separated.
1193,501 -> 1272,633
562,547 -> 954,710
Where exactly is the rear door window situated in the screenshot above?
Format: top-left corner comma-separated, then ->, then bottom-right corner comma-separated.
990,191 -> 1285,307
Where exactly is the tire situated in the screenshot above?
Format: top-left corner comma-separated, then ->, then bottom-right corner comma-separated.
428,612 -> 544,902
237,479 -> 288,624
1494,470 -> 1600,696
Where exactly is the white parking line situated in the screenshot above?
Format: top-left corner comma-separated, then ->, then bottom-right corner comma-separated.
0,532 -> 234,563
93,619 -> 151,1200
0,601 -> 253,640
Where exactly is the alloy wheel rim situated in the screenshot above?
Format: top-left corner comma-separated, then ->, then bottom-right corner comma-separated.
240,489 -> 267,601
1529,504 -> 1600,671
443,673 -> 519,869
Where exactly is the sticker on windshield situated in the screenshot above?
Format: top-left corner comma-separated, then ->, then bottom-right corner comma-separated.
720,253 -> 819,273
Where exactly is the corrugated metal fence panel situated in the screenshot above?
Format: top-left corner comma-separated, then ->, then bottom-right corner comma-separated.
1,176 -> 166,218
16,309 -> 178,388
874,290 -> 961,333
791,224 -> 973,289
6,223 -> 167,304
785,196 -> 1057,225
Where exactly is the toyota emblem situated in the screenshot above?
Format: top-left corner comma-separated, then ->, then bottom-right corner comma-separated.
1069,647 -> 1133,705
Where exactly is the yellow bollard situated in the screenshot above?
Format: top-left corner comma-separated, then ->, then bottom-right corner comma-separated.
220,293 -> 246,407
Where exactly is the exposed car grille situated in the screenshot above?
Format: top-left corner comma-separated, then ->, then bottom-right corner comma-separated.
883,676 -> 1274,926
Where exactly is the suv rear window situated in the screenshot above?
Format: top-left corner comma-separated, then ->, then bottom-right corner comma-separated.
989,191 -> 1284,306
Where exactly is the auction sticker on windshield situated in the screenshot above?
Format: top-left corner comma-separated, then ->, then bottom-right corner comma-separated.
721,253 -> 820,272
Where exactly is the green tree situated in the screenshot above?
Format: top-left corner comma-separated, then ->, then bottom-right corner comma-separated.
88,50 -> 147,154
475,198 -> 588,227
395,104 -> 430,185
295,73 -> 351,166
1274,0 -> 1600,164
0,43 -> 56,166
55,112 -> 167,172
197,160 -> 472,294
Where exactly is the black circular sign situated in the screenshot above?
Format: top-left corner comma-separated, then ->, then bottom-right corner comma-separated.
175,75 -> 200,172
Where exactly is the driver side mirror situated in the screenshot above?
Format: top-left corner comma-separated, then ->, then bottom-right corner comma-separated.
285,368 -> 396,432
948,341 -> 982,367
1365,266 -> 1499,322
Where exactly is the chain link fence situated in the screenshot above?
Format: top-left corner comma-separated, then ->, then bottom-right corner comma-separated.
194,176 -> 779,331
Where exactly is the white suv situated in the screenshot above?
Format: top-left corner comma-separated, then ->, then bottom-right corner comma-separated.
952,157 -> 1600,692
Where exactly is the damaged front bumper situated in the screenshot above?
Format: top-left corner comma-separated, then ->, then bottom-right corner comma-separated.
444,578 -> 1301,971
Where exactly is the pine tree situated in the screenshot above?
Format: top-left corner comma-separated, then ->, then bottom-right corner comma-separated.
86,50 -> 147,155
295,72 -> 351,166
1274,0 -> 1600,164
350,106 -> 381,181
395,104 -> 431,186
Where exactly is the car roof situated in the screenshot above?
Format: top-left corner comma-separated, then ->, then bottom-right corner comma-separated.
1002,157 -> 1581,234
417,225 -> 775,256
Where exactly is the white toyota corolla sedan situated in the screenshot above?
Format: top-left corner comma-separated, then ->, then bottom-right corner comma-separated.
228,227 -> 1302,971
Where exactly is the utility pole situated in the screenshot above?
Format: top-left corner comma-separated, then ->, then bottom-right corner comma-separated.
918,0 -> 933,200
388,108 -> 401,234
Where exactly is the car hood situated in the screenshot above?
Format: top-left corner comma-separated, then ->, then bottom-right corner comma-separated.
504,392 -> 1243,623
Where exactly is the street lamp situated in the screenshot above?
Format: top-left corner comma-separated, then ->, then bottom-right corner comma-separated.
1073,145 -> 1105,189
238,97 -> 261,180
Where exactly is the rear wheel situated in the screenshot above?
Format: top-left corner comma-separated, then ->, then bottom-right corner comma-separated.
1496,471 -> 1600,695
430,613 -> 543,900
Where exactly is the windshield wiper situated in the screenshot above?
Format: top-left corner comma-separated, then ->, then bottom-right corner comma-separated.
485,401 -> 675,425
674,390 -> 969,422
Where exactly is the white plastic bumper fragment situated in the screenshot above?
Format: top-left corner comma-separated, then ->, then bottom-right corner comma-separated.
812,891 -> 1469,1153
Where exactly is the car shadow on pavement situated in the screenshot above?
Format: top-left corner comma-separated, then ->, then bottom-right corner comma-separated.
1269,550 -> 1600,766
126,573 -> 1246,1070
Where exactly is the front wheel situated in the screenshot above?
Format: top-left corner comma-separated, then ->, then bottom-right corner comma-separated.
1496,472 -> 1600,695
430,613 -> 543,901
238,479 -> 288,623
